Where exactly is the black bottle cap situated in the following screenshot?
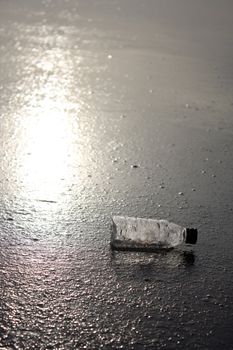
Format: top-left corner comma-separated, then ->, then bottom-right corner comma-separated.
185,228 -> 198,244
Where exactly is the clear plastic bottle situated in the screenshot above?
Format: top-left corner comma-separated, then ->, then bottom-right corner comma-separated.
110,216 -> 197,251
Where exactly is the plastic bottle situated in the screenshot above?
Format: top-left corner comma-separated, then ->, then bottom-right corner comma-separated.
110,216 -> 197,251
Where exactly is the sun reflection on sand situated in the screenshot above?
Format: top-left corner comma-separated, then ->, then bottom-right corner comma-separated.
21,106 -> 72,200
3,29 -> 99,206
16,65 -> 84,202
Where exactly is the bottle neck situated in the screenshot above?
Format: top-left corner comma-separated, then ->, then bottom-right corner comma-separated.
184,228 -> 198,244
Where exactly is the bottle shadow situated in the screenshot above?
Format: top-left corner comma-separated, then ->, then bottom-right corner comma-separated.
110,248 -> 196,281
182,250 -> 195,266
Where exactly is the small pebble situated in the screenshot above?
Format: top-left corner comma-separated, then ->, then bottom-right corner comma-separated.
37,302 -> 45,308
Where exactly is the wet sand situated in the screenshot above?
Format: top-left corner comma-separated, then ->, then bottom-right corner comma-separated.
0,1 -> 233,349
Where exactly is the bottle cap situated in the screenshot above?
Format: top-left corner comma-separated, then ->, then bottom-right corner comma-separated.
185,228 -> 198,244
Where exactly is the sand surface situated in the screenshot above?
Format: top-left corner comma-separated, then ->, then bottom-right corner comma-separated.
0,1 -> 233,348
